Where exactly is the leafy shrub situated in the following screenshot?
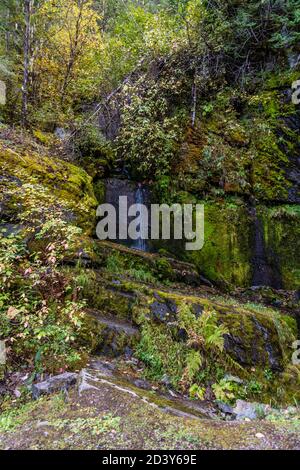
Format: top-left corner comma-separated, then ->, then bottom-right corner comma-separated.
0,182 -> 93,372
212,379 -> 235,402
189,383 -> 205,400
179,304 -> 231,391
74,124 -> 113,161
116,88 -> 182,179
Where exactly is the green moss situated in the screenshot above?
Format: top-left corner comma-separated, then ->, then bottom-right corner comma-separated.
0,144 -> 97,233
250,122 -> 292,201
78,270 -> 135,321
32,129 -> 55,146
177,198 -> 300,290
78,272 -> 294,400
155,257 -> 173,279
93,179 -> 106,204
173,84 -> 299,203
187,199 -> 252,288
128,281 -> 298,402
257,205 -> 300,289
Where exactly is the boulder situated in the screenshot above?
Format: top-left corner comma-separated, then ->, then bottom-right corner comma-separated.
32,372 -> 78,399
233,400 -> 259,420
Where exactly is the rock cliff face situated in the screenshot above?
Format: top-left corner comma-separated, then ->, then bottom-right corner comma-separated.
0,129 -> 299,410
89,64 -> 300,290
169,84 -> 300,289
65,239 -> 299,405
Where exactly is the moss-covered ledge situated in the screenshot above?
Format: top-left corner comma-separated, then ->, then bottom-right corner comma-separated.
0,143 -> 97,233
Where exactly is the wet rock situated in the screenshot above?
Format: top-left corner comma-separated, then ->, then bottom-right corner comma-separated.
223,334 -> 247,363
32,372 -> 78,399
124,346 -> 134,358
88,358 -> 116,376
252,317 -> 281,371
198,275 -> 214,288
89,310 -> 140,357
272,299 -> 283,308
224,315 -> 282,371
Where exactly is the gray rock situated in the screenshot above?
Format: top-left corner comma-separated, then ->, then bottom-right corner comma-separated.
32,372 -> 78,399
133,379 -> 152,390
216,401 -> 234,415
150,301 -> 177,323
77,369 -> 101,396
0,223 -> 23,238
233,400 -> 259,420
224,374 -> 244,385
54,127 -> 70,140
191,304 -> 204,319
124,346 -> 134,358
36,421 -> 50,428
177,328 -> 188,341
286,406 -> 298,416
88,358 -> 116,376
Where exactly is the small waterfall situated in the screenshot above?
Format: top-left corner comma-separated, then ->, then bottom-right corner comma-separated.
132,185 -> 147,252
104,178 -> 149,252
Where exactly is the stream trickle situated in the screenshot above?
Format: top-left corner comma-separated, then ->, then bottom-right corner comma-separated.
132,185 -> 148,252
105,178 -> 149,252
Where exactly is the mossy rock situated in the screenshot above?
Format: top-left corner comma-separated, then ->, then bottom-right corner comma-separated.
257,205 -> 300,290
186,199 -> 253,288
76,269 -> 296,377
91,240 -> 202,286
32,129 -> 56,147
179,198 -> 300,290
135,288 -> 294,371
174,85 -> 299,203
79,270 -> 136,321
0,143 -> 97,233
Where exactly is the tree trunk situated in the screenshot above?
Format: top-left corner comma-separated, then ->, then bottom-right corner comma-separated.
60,0 -> 84,105
22,0 -> 31,127
191,71 -> 197,127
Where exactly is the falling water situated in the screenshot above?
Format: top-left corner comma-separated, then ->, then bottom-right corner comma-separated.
133,185 -> 147,252
104,178 -> 149,252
